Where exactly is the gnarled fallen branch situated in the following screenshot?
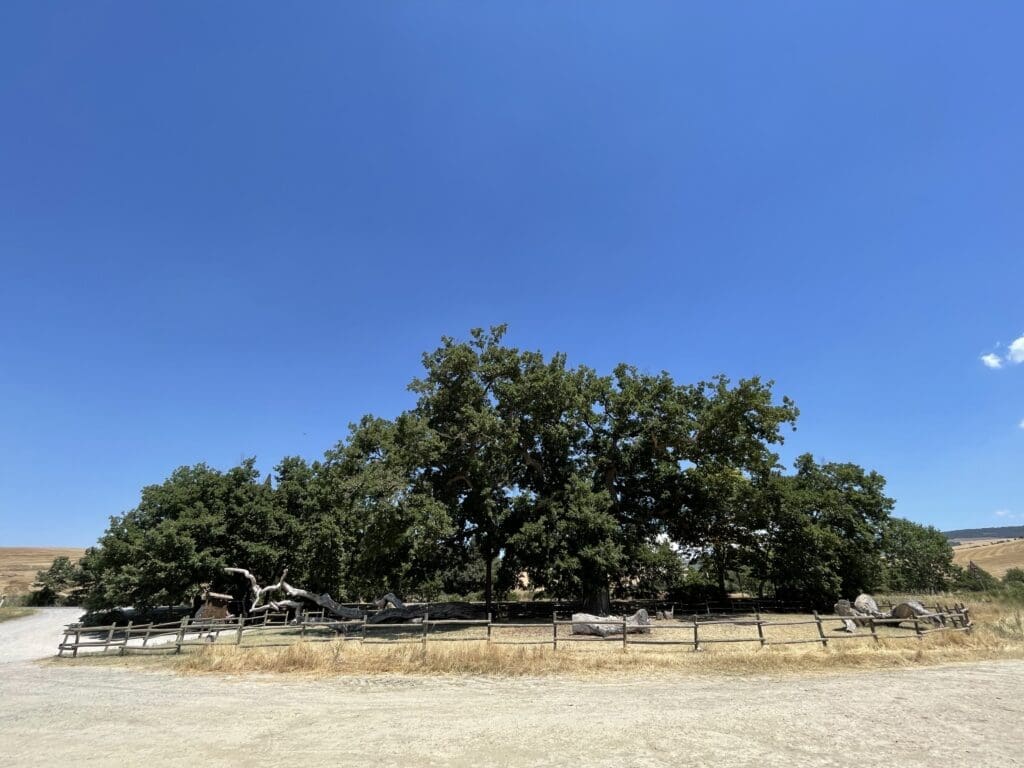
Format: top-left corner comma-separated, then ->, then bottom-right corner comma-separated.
224,567 -> 484,624
367,601 -> 482,624
279,582 -> 363,620
224,567 -> 363,620
224,567 -> 289,613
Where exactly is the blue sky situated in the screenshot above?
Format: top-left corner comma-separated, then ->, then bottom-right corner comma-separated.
1,4 -> 1022,546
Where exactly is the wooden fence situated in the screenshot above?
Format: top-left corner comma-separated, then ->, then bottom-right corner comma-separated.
73,596 -> 817,630
56,602 -> 972,658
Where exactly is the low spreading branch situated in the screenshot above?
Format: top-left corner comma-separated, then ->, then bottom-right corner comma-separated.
223,567 -> 481,624
224,567 -> 289,613
224,567 -> 364,620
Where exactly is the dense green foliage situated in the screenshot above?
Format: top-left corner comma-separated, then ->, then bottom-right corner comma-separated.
26,556 -> 85,606
59,327 -> 958,612
880,518 -> 957,592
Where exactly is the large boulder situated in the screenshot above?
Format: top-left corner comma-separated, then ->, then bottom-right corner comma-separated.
890,600 -> 942,627
854,594 -> 887,618
833,599 -> 860,632
571,609 -> 652,637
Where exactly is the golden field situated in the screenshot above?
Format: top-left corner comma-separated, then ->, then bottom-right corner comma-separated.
953,538 -> 1024,579
0,547 -> 85,596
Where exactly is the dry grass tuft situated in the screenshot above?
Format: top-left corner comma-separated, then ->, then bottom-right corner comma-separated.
63,598 -> 1024,680
171,620 -> 1024,680
0,606 -> 36,623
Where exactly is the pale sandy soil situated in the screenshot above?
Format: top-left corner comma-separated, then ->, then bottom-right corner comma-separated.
1,610 -> 1023,767
0,607 -> 82,663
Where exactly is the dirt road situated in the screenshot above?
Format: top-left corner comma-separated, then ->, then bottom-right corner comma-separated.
0,607 -> 81,663
1,610 -> 1021,767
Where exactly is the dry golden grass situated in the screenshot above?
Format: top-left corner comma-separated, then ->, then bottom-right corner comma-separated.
61,600 -> 1022,680
0,606 -> 36,622
953,538 -> 1024,578
0,547 -> 85,595
172,626 -> 1023,679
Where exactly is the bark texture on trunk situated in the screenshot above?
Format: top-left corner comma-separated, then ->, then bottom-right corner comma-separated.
484,553 -> 493,619
581,583 -> 611,616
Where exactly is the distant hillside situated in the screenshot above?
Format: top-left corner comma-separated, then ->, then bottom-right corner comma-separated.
942,526 -> 1024,541
952,539 -> 1024,579
0,547 -> 86,596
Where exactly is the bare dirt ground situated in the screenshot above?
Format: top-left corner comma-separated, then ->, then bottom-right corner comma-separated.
1,610 -> 1022,767
0,607 -> 81,663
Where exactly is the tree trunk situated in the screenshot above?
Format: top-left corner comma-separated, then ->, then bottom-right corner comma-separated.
581,582 -> 610,615
484,549 -> 493,618
714,549 -> 727,595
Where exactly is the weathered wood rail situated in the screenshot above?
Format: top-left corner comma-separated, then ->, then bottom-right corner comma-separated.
56,602 -> 972,657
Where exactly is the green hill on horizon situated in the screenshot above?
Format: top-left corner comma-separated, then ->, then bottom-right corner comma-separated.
942,525 -> 1024,541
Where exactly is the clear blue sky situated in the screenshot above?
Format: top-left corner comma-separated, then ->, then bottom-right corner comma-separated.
1,4 -> 1022,546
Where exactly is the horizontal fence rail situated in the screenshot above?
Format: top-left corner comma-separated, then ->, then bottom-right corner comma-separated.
56,602 -> 973,658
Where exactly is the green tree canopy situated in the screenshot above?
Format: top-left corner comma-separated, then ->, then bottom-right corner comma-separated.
78,326 -> 953,614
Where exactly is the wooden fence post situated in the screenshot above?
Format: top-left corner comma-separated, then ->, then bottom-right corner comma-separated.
236,615 -> 244,646
120,620 -> 133,656
755,609 -> 766,648
142,622 -> 153,648
869,617 -> 879,645
813,611 -> 828,648
552,611 -> 558,651
622,617 -> 628,650
105,623 -> 116,653
692,615 -> 700,652
422,608 -> 429,647
914,617 -> 923,640
487,612 -> 492,644
73,628 -> 80,658
58,627 -> 70,657
175,615 -> 188,654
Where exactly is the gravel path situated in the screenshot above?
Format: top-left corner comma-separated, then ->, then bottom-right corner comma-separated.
1,611 -> 1022,767
0,608 -> 82,664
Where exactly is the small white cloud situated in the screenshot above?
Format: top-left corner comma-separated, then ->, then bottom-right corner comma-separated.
1009,335 -> 1024,364
995,509 -> 1023,521
981,353 -> 1003,369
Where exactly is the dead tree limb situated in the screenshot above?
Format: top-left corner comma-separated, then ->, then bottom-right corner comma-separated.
224,567 -> 289,613
374,592 -> 406,610
279,582 -> 363,620
224,567 -> 482,624
225,567 -> 364,620
367,601 -> 482,624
